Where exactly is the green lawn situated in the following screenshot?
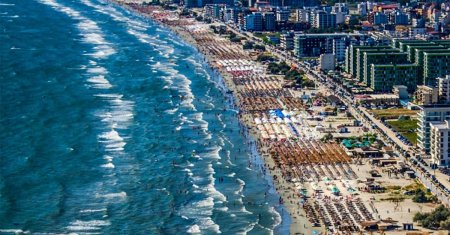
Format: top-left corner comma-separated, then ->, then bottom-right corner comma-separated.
387,120 -> 418,145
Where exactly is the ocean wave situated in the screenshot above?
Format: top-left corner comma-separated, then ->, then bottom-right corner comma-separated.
234,178 -> 245,195
164,107 -> 178,115
269,206 -> 282,229
39,0 -> 116,59
80,208 -> 107,213
87,66 -> 108,75
101,162 -> 115,168
236,198 -> 253,214
87,75 -> 112,89
182,198 -> 221,234
67,220 -> 111,231
97,191 -> 127,200
0,229 -> 30,234
186,224 -> 200,234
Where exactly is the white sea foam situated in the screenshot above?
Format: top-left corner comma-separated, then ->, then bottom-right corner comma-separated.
99,129 -> 123,142
269,206 -> 282,229
182,198 -> 221,234
0,229 -> 30,234
67,220 -> 111,231
98,191 -> 127,200
164,108 -> 178,115
236,198 -> 253,214
87,66 -> 108,75
234,178 -> 245,195
98,129 -> 127,152
87,75 -> 112,89
94,93 -> 123,99
187,224 -> 200,234
80,208 -> 107,213
101,162 -> 115,168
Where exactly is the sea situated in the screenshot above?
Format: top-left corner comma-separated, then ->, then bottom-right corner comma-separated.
0,0 -> 290,234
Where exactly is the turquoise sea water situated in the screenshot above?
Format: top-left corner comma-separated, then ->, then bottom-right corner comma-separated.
0,0 -> 290,233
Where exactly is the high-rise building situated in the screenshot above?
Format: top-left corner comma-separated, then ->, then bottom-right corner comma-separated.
361,51 -> 407,85
345,45 -> 391,76
358,2 -> 367,16
294,33 -> 361,58
374,12 -> 387,25
423,52 -> 450,86
296,8 -> 309,22
276,8 -> 290,22
393,11 -> 409,25
313,11 -> 336,29
417,105 -> 450,153
244,12 -> 263,31
370,63 -> 419,92
333,3 -> 348,14
263,12 -> 276,31
437,75 -> 450,104
280,32 -> 294,50
332,38 -> 346,61
430,121 -> 450,166
229,7 -> 241,24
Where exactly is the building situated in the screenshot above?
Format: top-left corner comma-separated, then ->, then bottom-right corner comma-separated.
319,53 -> 335,71
370,64 -> 418,92
393,11 -> 409,25
294,33 -> 363,58
263,12 -> 276,31
280,32 -> 294,50
358,2 -> 367,16
393,85 -> 408,99
361,51 -> 407,85
204,4 -> 224,19
423,52 -> 450,86
296,8 -> 309,22
374,12 -> 388,25
405,44 -> 444,63
313,11 -> 336,29
430,121 -> 450,166
417,105 -> 450,153
353,47 -> 399,82
276,8 -> 290,22
345,45 -> 391,76
415,85 -> 439,105
244,12 -> 263,31
437,75 -> 450,104
332,38 -> 346,61
230,7 -> 242,24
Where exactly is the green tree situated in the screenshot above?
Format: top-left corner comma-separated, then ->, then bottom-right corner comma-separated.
412,190 -> 427,203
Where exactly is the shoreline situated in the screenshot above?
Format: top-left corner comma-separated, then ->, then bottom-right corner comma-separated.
111,2 -> 303,233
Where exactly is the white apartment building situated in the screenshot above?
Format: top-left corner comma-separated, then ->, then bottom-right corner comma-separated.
332,38 -> 346,61
437,75 -> 450,103
430,121 -> 450,166
418,105 -> 450,153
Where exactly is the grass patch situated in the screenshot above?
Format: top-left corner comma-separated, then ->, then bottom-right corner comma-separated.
402,181 -> 426,192
387,119 -> 418,145
370,108 -> 418,119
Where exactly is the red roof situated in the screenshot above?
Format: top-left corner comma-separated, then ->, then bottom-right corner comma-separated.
379,4 -> 398,9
